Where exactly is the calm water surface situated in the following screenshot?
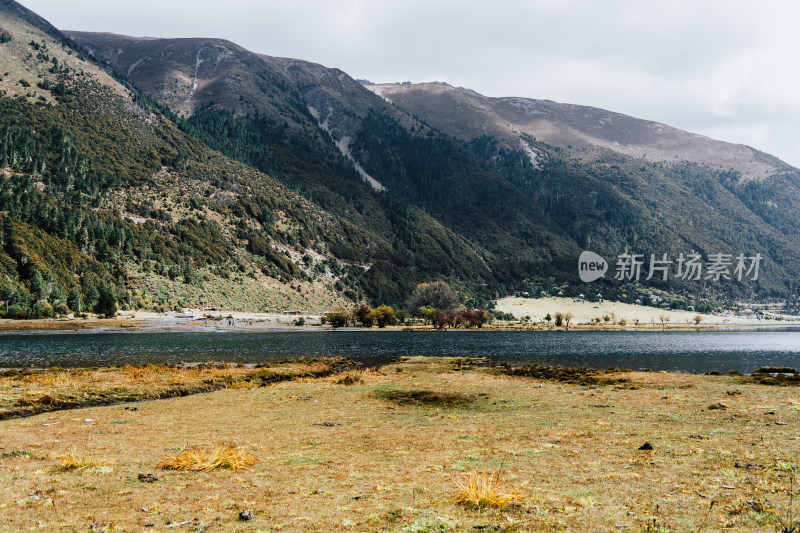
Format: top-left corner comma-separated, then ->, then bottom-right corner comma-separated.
2,328 -> 800,373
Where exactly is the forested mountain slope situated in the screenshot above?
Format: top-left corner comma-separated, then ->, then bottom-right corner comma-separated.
67,30 -> 800,307
0,0 -> 505,316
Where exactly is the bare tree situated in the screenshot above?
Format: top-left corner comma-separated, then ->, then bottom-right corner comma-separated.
406,281 -> 461,315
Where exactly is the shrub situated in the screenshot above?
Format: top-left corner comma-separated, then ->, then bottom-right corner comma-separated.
326,307 -> 349,328
371,305 -> 396,328
31,300 -> 53,319
406,281 -> 460,314
4,304 -> 27,319
354,304 -> 373,327
93,282 -> 117,318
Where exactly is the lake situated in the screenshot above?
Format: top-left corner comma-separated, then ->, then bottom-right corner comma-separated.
1,328 -> 800,373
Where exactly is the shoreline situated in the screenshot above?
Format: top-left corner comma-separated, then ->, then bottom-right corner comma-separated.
2,296 -> 798,334
0,316 -> 798,334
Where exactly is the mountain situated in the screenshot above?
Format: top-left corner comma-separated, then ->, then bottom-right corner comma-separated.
65,30 -> 800,308
0,0 -> 512,318
0,2 -> 796,315
66,31 -> 583,287
362,82 -> 800,302
366,82 -> 791,182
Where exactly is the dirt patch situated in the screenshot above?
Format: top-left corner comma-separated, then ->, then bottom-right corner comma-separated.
374,388 -> 481,407
496,363 -> 635,387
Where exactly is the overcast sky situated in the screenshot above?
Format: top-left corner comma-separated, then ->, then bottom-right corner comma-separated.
18,0 -> 800,167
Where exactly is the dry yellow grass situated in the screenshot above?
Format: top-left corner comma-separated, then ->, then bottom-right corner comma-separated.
57,453 -> 111,471
454,467 -> 521,509
2,357 -> 800,531
158,444 -> 258,471
0,358 -> 355,419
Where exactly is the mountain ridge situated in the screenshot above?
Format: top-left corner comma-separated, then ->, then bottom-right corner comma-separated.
366,81 -> 790,182
62,29 -> 800,306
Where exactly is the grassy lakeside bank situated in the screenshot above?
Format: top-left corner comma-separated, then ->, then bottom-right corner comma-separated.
0,318 -> 145,332
0,358 -> 357,420
1,359 -> 800,531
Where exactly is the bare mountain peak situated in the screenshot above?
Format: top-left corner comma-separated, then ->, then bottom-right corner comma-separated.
0,0 -> 65,40
368,81 -> 789,181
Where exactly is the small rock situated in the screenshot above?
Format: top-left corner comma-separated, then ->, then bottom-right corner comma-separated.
238,510 -> 253,521
83,418 -> 95,423
138,473 -> 158,483
352,495 -> 361,500
144,523 -> 155,528
312,422 -> 341,427
638,442 -> 654,451
776,421 -> 788,425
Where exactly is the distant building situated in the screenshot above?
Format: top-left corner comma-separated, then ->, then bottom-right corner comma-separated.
283,310 -> 303,316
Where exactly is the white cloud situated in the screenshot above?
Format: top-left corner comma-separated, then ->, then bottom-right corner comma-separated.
16,0 -> 800,166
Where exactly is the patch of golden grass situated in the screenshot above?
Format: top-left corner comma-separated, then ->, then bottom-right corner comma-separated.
454,466 -> 521,509
121,364 -> 163,381
158,444 -> 257,471
333,370 -> 363,385
57,453 -> 111,471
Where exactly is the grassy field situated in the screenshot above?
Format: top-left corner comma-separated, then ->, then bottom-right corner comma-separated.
495,296 -> 800,328
1,358 -> 799,532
